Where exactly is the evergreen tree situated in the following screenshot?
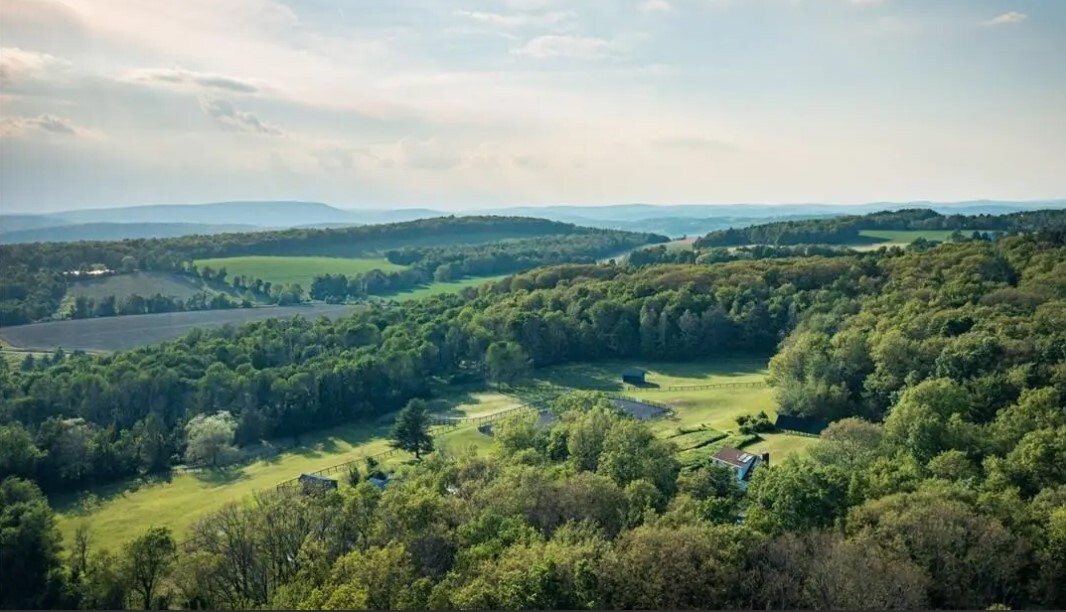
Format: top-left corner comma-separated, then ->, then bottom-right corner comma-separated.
391,399 -> 434,460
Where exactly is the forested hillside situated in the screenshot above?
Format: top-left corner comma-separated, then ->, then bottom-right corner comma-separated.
2,229 -> 1066,609
0,217 -> 664,325
693,207 -> 1066,246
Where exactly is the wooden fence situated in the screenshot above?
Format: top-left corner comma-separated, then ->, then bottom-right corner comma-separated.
274,402 -> 544,492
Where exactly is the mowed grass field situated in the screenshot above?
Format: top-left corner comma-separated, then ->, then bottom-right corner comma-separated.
389,274 -> 508,301
57,358 -> 818,552
854,229 -> 977,249
528,358 -> 816,459
193,256 -> 406,288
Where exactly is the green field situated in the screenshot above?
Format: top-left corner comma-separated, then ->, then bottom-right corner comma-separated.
529,358 -> 815,460
193,256 -> 407,288
858,229 -> 964,245
388,274 -> 508,301
56,358 -> 818,552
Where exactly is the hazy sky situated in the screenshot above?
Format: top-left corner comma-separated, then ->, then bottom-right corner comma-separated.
1,0 -> 1064,212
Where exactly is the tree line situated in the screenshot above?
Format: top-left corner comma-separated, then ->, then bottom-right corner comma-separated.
693,207 -> 1066,247
0,216 -> 665,325
310,232 -> 658,301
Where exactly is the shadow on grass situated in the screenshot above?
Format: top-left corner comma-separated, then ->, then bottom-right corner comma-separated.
192,466 -> 248,486
50,471 -> 175,516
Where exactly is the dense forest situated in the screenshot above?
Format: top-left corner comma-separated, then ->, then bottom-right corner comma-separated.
693,207 -> 1066,247
3,227 -> 1066,609
0,217 -> 664,325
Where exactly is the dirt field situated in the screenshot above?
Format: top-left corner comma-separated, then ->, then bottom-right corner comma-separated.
0,304 -> 361,351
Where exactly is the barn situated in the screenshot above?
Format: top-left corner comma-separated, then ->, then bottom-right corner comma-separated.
622,368 -> 647,386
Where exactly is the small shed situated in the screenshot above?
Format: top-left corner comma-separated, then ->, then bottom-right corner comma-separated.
622,368 -> 647,386
367,476 -> 390,490
299,473 -> 338,494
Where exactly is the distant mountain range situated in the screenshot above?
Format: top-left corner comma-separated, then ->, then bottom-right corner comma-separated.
2,199 -> 1063,244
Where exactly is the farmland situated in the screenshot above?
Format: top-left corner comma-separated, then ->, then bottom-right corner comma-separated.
858,229 -> 963,244
0,277 -> 508,352
192,255 -> 406,288
389,274 -> 508,301
56,357 -> 818,552
0,304 -> 362,351
55,271 -> 253,318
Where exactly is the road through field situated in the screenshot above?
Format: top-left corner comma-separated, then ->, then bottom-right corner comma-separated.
0,304 -> 361,351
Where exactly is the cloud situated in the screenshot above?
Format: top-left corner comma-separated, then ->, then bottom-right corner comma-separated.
199,97 -> 282,135
0,114 -> 92,138
983,12 -> 1027,26
513,35 -> 613,60
129,68 -> 259,93
652,136 -> 740,154
639,0 -> 672,12
453,9 -> 571,29
0,47 -> 71,87
397,138 -> 462,170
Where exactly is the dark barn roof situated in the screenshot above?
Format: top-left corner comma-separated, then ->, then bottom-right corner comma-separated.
775,414 -> 830,436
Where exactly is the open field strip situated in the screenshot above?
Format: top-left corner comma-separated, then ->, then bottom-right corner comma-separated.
193,256 -> 406,288
388,274 -> 509,301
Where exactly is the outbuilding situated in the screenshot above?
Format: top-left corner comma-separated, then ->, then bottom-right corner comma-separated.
622,368 -> 647,386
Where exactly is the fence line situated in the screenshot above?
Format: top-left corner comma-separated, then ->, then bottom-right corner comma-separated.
274,401 -> 545,492
637,380 -> 767,392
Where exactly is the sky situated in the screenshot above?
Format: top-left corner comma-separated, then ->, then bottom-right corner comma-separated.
1,0 -> 1064,213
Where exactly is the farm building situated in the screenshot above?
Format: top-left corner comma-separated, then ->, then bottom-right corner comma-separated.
710,447 -> 768,487
622,368 -> 647,385
775,414 -> 830,436
299,473 -> 338,493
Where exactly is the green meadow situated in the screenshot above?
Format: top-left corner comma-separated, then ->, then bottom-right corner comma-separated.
193,256 -> 406,288
55,357 -> 818,552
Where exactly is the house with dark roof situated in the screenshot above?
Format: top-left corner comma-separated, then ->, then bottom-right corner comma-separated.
710,447 -> 768,487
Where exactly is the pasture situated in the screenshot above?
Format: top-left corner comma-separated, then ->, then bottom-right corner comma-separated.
388,274 -> 509,301
193,256 -> 406,288
55,359 -> 818,553
0,304 -> 362,351
64,271 -> 239,303
857,229 -> 966,245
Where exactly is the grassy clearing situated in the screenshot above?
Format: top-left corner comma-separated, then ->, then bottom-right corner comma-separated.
664,427 -> 728,451
53,392 -> 507,551
193,256 -> 406,288
54,419 -> 399,550
858,229 -> 966,245
56,360 -> 817,552
387,275 -> 509,302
